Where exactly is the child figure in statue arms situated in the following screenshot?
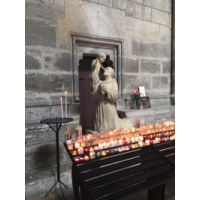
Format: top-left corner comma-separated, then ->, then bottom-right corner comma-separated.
89,53 -> 106,92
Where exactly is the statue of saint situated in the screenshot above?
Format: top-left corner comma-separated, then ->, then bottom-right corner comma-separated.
91,66 -> 133,132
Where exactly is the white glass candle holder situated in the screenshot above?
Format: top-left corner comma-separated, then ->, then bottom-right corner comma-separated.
145,139 -> 150,146
98,143 -> 103,150
74,142 -> 80,149
89,151 -> 95,159
155,137 -> 160,143
138,135 -> 143,142
138,141 -> 143,147
78,147 -> 84,155
103,142 -> 108,149
130,137 -> 135,143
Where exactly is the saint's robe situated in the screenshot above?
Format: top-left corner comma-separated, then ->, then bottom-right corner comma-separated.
91,78 -> 133,132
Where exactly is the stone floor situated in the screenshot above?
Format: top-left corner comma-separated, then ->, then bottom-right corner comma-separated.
27,177 -> 175,200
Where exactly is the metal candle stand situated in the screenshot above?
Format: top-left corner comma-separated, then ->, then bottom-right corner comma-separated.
40,117 -> 73,199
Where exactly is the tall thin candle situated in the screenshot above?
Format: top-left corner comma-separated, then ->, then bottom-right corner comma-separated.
60,97 -> 64,118
65,91 -> 68,118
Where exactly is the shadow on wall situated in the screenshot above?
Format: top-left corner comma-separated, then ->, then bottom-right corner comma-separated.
25,142 -> 66,172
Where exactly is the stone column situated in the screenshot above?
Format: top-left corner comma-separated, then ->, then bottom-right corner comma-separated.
171,0 -> 175,105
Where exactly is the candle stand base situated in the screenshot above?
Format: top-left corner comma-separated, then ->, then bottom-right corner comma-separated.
40,117 -> 73,200
43,181 -> 68,199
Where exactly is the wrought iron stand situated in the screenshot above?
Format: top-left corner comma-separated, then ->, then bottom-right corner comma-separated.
40,117 -> 73,199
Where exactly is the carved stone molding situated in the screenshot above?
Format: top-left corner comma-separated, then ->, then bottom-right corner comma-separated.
70,33 -> 123,103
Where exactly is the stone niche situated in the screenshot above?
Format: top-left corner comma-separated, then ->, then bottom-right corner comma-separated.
71,33 -> 123,103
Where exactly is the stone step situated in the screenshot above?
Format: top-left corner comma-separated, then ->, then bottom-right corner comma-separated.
25,161 -> 73,199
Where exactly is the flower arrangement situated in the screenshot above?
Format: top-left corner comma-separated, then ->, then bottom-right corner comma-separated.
131,90 -> 142,101
131,90 -> 142,109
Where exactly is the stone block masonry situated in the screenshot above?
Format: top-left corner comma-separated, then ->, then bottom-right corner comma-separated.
123,57 -> 139,73
25,19 -> 57,47
132,39 -> 170,58
25,73 -> 71,93
25,49 -> 42,69
55,0 -> 65,7
43,51 -> 71,71
25,0 -> 174,198
25,1 -> 65,23
152,8 -> 170,26
140,59 -> 161,74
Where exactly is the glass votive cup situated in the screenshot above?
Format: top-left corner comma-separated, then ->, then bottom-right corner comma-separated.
98,143 -> 103,150
145,139 -> 150,145
67,144 -> 73,150
138,141 -> 143,147
78,147 -> 84,155
74,142 -> 80,149
81,142 -> 86,147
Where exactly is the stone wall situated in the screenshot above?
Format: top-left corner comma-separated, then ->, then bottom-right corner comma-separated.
25,0 -> 174,198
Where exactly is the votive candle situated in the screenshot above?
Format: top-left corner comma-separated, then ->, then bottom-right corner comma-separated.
139,136 -> 143,142
131,137 -> 135,143
64,91 -> 68,118
118,148 -> 122,152
84,155 -> 89,161
94,146 -> 99,151
89,151 -> 95,159
96,152 -> 101,158
114,148 -> 118,153
145,139 -> 150,145
110,149 -> 115,155
60,97 -> 64,118
101,151 -> 106,156
67,144 -> 73,150
72,150 -> 77,156
75,142 -> 80,149
98,143 -> 103,150
84,148 -> 89,153
78,147 -> 84,155
118,139 -> 123,145
74,158 -> 79,163
103,142 -> 108,149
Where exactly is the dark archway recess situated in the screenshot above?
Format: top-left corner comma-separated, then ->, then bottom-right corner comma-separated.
78,54 -> 112,134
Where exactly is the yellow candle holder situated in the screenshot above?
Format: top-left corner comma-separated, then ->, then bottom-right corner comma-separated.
134,144 -> 139,148
101,151 -> 106,156
84,156 -> 89,161
72,150 -> 77,156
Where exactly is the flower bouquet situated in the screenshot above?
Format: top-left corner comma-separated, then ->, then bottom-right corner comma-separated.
131,90 -> 142,109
